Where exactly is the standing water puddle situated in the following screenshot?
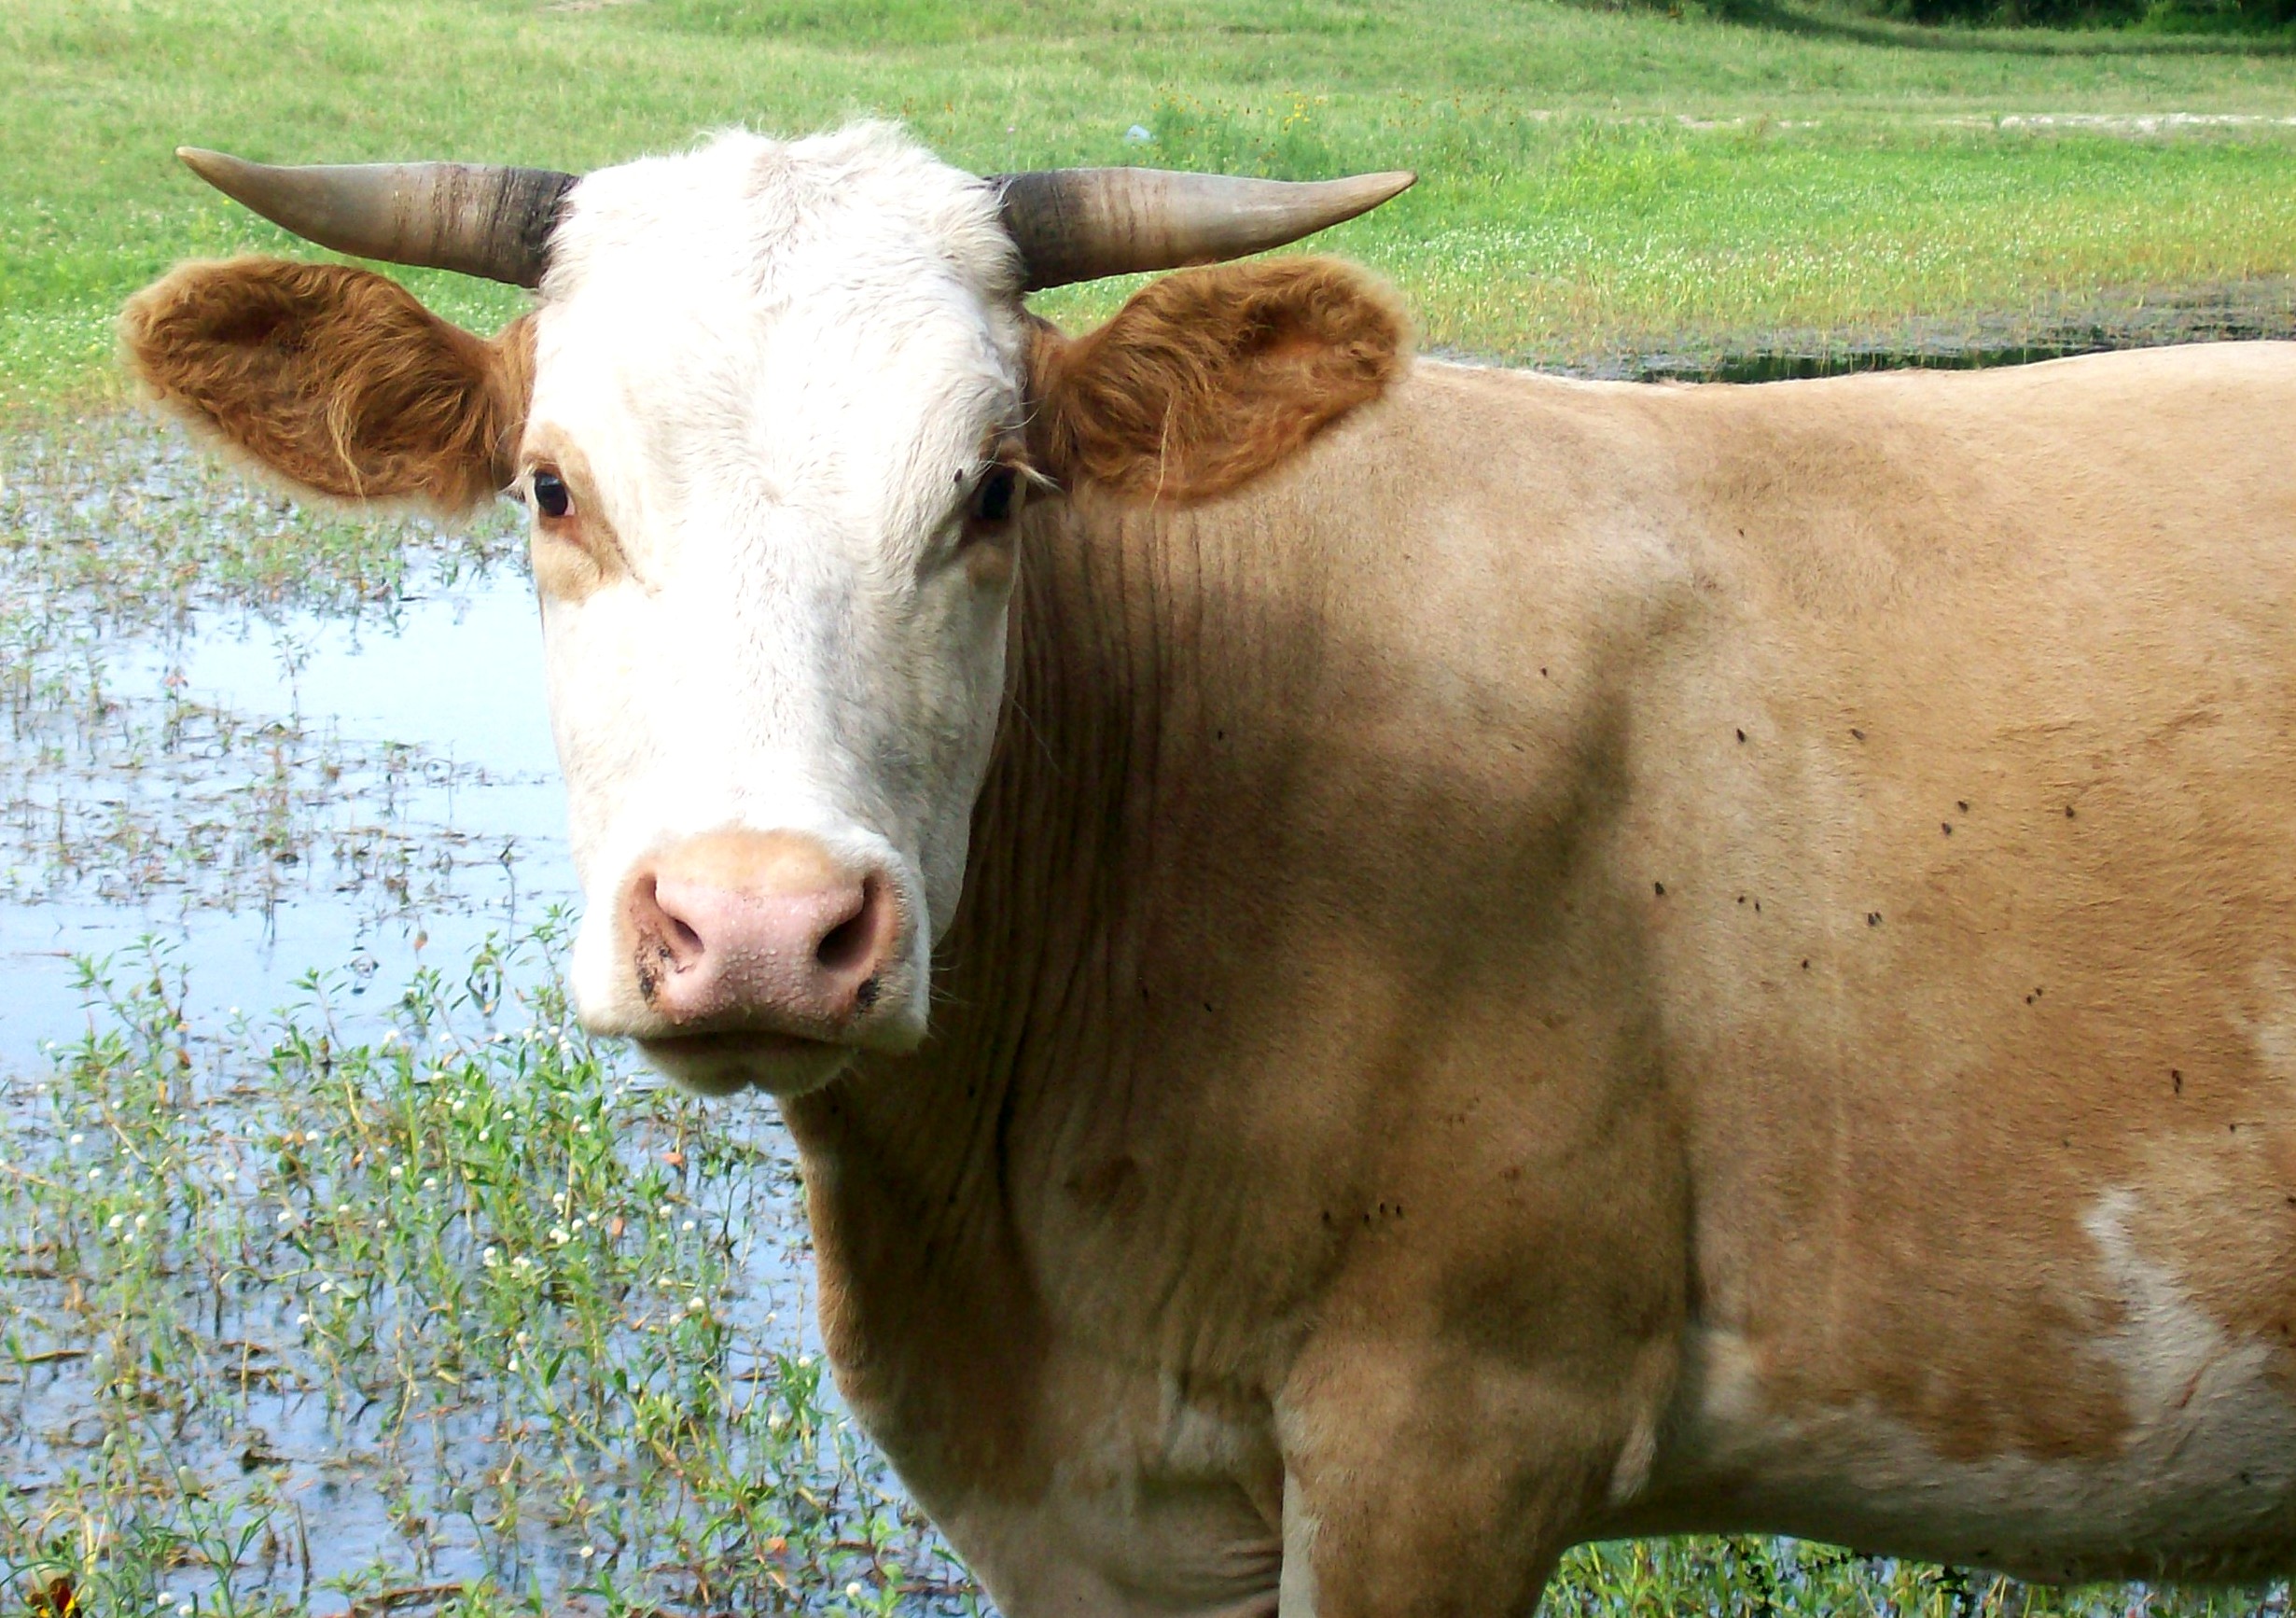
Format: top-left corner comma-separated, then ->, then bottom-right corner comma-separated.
1,572 -> 569,1068
0,417 -> 975,1615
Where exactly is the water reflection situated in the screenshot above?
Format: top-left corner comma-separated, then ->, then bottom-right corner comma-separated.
0,569 -> 574,1070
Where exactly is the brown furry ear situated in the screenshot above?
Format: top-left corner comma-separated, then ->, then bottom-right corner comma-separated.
120,257 -> 532,513
1027,257 -> 1405,504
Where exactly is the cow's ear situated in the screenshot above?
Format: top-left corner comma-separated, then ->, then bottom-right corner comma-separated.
120,257 -> 532,514
1026,257 -> 1406,505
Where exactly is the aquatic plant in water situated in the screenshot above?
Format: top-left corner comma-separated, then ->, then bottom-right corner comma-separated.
0,926 -> 975,1616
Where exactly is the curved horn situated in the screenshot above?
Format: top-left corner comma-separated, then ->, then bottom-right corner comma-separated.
176,147 -> 577,288
993,166 -> 1414,292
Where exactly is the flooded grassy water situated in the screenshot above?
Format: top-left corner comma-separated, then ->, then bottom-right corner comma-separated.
0,416 -> 974,1616
1,413 -> 2286,1617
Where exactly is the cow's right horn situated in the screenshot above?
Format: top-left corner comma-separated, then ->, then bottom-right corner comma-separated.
993,166 -> 1415,291
175,148 -> 577,289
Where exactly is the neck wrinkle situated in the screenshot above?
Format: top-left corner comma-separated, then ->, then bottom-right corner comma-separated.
942,486 -> 1178,1243
780,487 -> 1199,1485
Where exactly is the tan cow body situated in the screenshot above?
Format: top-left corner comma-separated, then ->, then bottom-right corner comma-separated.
791,345 -> 2296,1611
123,121 -> 2296,1612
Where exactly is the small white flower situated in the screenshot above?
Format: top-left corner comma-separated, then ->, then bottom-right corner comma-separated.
481,1246 -> 499,1266
389,1165 -> 405,1179
318,1279 -> 334,1294
422,1177 -> 438,1190
576,1122 -> 592,1136
658,1203 -> 675,1219
578,1545 -> 596,1560
477,1129 -> 490,1142
798,1355 -> 814,1368
688,1296 -> 705,1314
846,1583 -> 865,1602
107,1213 -> 125,1230
515,1330 -> 531,1346
88,1167 -> 103,1182
67,1133 -> 83,1146
508,1354 -> 520,1371
134,1212 -> 147,1229
337,1203 -> 352,1215
295,1312 -> 312,1326
276,1208 -> 295,1225
681,1220 -> 696,1234
550,1227 -> 569,1245
220,1169 -> 237,1185
768,1409 -> 786,1430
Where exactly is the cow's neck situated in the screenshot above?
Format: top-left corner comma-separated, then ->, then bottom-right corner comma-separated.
782,483 -> 1309,1497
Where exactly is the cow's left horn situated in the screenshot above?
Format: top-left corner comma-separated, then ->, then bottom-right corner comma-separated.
992,166 -> 1415,291
175,148 -> 577,289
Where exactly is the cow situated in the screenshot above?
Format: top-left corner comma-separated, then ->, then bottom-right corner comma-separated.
123,121 -> 2296,1615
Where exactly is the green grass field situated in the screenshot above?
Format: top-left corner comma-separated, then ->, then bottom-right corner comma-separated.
6,0 -> 2296,407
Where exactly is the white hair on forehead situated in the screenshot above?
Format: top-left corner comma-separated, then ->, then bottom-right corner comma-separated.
528,120 -> 1036,586
541,121 -> 1023,307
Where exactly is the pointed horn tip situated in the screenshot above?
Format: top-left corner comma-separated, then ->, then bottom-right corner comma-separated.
176,147 -> 247,188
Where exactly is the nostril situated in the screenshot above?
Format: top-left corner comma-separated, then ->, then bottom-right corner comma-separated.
814,873 -> 884,974
816,911 -> 870,973
633,874 -> 707,972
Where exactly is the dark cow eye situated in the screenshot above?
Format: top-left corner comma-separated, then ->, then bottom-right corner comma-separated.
969,465 -> 1019,526
531,468 -> 572,520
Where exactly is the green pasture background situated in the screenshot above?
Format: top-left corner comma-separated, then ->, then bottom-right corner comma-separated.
6,0 -> 2296,412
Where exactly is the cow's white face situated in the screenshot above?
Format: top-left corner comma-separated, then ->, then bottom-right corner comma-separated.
522,127 -> 1033,1095
124,123 -> 1410,1098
